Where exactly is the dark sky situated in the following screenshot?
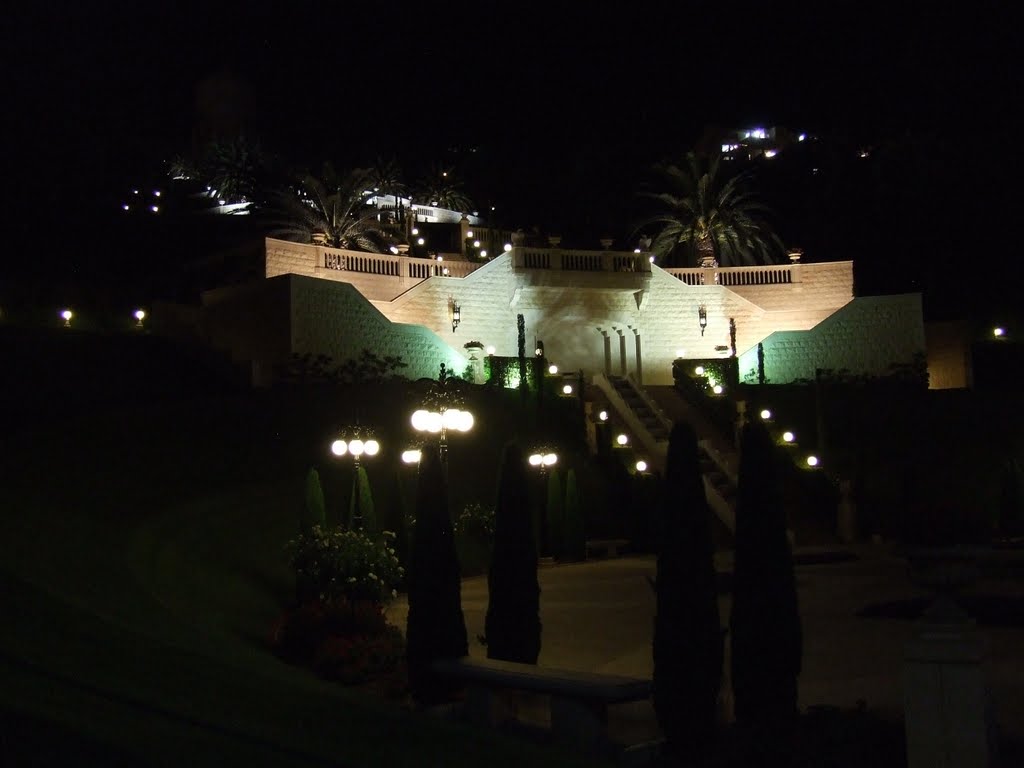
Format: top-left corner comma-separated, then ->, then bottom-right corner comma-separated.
3,3 -> 1018,285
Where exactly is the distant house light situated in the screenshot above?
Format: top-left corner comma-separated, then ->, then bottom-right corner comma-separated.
150,205 -> 159,212
798,133 -> 806,141
634,248 -> 641,253
993,327 -> 1006,337
764,149 -> 777,158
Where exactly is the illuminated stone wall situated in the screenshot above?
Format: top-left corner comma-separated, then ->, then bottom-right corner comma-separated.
259,241 -> 926,388
736,294 -> 926,384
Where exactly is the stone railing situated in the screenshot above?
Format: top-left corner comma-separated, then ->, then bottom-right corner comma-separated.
512,248 -> 652,273
664,263 -> 795,286
267,239 -> 485,280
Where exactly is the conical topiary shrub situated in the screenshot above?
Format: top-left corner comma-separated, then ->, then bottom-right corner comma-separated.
730,418 -> 802,761
484,442 -> 541,664
302,467 -> 326,535
406,443 -> 468,704
348,466 -> 377,537
546,468 -> 564,560
562,468 -> 586,562
652,422 -> 723,761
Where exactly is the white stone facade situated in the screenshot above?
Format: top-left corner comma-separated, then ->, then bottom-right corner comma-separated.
263,238 -> 924,386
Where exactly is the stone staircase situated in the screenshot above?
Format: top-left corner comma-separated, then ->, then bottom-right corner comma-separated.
608,376 -> 670,442
593,373 -> 739,537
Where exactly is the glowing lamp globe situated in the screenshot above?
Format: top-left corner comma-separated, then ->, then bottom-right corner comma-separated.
416,237 -> 425,245
503,243 -> 512,252
616,434 -> 629,446
636,460 -> 648,472
712,384 -> 723,394
806,455 -> 819,467
402,449 -> 421,464
442,409 -> 462,430
598,410 -> 608,421
61,309 -> 73,321
134,309 -> 146,321
529,454 -> 543,466
543,453 -> 557,466
760,408 -> 772,420
363,440 -> 380,456
411,410 -> 430,431
695,365 -> 705,375
348,439 -> 365,457
425,412 -> 443,434
994,327 -> 1005,337
783,431 -> 795,443
486,345 -> 496,355
548,364 -> 558,374
562,384 -> 573,395
331,440 -> 347,456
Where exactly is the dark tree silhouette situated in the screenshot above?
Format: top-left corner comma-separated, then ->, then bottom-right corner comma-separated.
484,442 -> 541,664
730,418 -> 802,763
406,442 -> 468,704
652,422 -> 723,762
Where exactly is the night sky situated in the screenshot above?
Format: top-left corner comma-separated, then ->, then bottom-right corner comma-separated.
3,3 -> 1018,314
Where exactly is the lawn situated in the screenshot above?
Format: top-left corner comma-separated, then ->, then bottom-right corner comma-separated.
0,328 -> 602,766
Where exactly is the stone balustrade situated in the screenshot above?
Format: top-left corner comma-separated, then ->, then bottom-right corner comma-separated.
664,263 -> 796,286
513,248 -> 651,273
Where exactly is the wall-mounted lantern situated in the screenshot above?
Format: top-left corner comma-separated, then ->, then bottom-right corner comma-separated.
698,305 -> 708,336
451,302 -> 461,333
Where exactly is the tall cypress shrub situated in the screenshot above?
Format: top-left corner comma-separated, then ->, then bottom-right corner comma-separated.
302,467 -> 326,534
562,468 -> 586,561
406,443 -> 468,704
546,468 -> 564,560
730,418 -> 802,761
348,466 -> 377,537
652,423 -> 723,760
485,442 -> 541,664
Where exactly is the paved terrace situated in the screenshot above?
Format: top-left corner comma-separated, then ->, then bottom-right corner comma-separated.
388,546 -> 1024,744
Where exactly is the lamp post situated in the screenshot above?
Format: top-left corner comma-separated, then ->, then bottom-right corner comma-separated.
528,449 -> 558,557
410,363 -> 474,470
330,430 -> 380,531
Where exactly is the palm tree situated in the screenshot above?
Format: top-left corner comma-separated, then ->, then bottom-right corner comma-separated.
415,164 -> 474,213
640,152 -> 785,268
267,166 -> 395,252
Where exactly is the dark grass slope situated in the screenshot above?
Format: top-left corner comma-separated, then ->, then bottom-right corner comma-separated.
0,327 -> 599,767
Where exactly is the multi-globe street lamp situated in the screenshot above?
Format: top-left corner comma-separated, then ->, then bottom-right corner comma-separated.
410,363 -> 473,468
528,449 -> 558,557
330,431 -> 380,530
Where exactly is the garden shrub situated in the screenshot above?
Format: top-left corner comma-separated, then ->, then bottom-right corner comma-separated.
454,502 -> 495,576
730,418 -> 802,763
406,443 -> 469,705
562,469 -> 586,561
484,442 -> 541,664
287,525 -> 403,605
347,466 -> 377,536
652,422 -> 722,761
302,467 -> 326,535
545,469 -> 563,559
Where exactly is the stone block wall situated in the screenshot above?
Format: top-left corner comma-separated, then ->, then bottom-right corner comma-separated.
289,275 -> 467,381
738,294 -> 926,384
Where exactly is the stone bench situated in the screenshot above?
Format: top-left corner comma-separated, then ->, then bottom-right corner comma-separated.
586,538 -> 629,558
433,656 -> 651,750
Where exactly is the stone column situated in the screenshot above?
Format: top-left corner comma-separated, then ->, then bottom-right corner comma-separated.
630,327 -> 642,384
597,328 -> 612,376
615,328 -> 627,375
